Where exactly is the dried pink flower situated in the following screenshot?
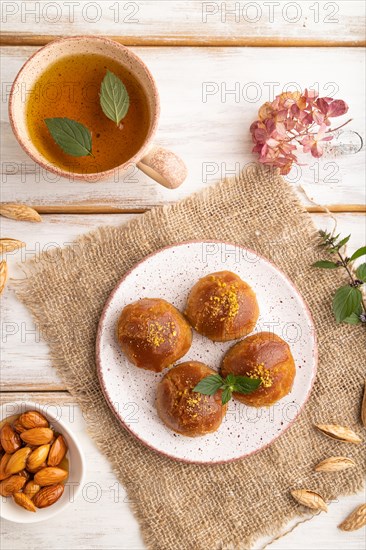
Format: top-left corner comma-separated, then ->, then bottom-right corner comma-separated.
250,90 -> 350,174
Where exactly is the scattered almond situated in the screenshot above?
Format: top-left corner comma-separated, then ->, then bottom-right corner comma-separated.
34,466 -> 68,486
0,453 -> 12,481
0,423 -> 21,454
26,444 -> 50,472
23,480 -> 41,499
314,456 -> 356,472
0,203 -> 41,223
13,492 -> 36,512
315,424 -> 362,444
20,427 -> 54,446
5,447 -> 32,475
0,238 -> 26,254
338,504 -> 366,531
19,410 -> 49,430
0,260 -> 8,294
33,483 -> 64,508
291,489 -> 328,512
48,435 -> 68,467
0,475 -> 26,497
361,381 -> 366,428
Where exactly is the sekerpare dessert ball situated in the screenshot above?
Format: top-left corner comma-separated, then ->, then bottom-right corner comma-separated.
116,298 -> 192,372
221,331 -> 296,407
156,361 -> 228,436
185,271 -> 259,342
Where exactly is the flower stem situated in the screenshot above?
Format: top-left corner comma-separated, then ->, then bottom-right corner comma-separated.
326,118 -> 352,134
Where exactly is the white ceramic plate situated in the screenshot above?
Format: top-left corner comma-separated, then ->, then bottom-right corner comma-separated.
96,241 -> 317,464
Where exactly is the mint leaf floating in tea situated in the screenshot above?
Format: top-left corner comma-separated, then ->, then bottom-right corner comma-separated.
100,70 -> 130,126
45,118 -> 93,157
193,373 -> 261,405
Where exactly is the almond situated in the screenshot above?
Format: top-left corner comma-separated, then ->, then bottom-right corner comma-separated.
19,410 -> 49,429
291,489 -> 328,512
13,492 -> 36,512
0,474 -> 26,496
33,483 -> 64,508
361,381 -> 366,428
338,504 -> 366,531
0,260 -> 8,295
34,466 -> 68,486
20,427 -> 54,446
0,203 -> 42,223
314,456 -> 356,472
0,238 -> 26,254
18,469 -> 31,480
27,461 -> 47,474
315,424 -> 362,444
5,447 -> 32,475
12,418 -> 27,434
0,423 -> 21,453
48,435 -> 68,467
23,480 -> 41,499
0,453 -> 12,480
27,444 -> 50,472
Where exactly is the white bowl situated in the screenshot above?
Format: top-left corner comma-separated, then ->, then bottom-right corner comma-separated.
0,401 -> 85,523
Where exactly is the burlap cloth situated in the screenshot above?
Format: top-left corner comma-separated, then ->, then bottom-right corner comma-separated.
16,164 -> 365,549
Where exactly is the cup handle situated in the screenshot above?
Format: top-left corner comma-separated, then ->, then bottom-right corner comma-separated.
137,146 -> 188,189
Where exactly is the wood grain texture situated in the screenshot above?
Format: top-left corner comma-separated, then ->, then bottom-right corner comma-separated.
1,212 -> 364,392
1,0 -> 365,46
1,46 -> 365,210
1,392 -> 365,549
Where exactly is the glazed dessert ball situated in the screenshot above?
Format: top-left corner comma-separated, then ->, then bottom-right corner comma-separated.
185,271 -> 259,342
116,298 -> 192,373
221,332 -> 295,407
156,361 -> 228,436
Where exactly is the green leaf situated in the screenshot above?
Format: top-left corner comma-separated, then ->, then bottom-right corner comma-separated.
343,312 -> 361,325
350,246 -> 366,262
45,118 -> 92,157
356,263 -> 366,282
312,260 -> 339,269
234,376 -> 262,394
336,235 -> 351,250
100,70 -> 130,125
225,373 -> 236,387
332,285 -> 363,323
193,374 -> 223,396
221,387 -> 232,405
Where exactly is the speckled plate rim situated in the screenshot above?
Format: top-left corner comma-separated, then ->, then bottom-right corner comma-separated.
96,240 -> 318,464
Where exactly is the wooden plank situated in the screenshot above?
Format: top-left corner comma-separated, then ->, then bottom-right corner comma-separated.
1,212 -> 364,391
1,46 -> 365,210
0,1 -> 365,46
1,392 -> 365,549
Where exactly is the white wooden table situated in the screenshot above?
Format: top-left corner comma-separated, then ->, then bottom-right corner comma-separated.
1,2 -> 365,548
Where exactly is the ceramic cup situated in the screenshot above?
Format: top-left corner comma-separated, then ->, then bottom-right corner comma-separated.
9,36 -> 187,189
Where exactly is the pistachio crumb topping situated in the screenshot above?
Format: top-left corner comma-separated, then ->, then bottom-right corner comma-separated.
248,363 -> 272,388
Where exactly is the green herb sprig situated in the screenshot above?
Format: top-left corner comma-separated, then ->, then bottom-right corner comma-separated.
193,373 -> 261,405
313,230 -> 366,325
